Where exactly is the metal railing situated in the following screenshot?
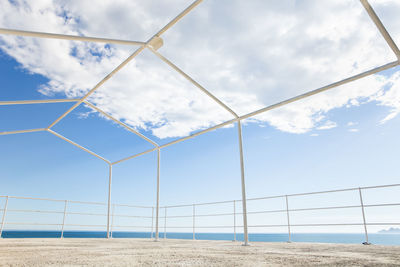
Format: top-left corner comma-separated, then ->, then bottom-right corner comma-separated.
159,183 -> 400,244
0,195 -> 154,238
0,183 -> 399,244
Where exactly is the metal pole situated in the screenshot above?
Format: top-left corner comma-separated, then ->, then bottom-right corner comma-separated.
151,207 -> 154,239
164,207 -> 167,239
233,200 -> 236,242
111,204 -> 115,238
155,149 -> 160,241
106,164 -> 112,238
0,196 -> 9,238
0,28 -> 145,46
285,195 -> 291,243
0,99 -> 80,105
193,204 -> 196,240
0,128 -> 46,136
84,101 -> 158,148
61,200 -> 67,238
359,0 -> 400,60
358,188 -> 370,245
237,121 -> 249,246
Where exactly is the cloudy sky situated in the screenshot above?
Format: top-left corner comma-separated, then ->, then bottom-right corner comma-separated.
1,0 -> 400,138
1,0 -> 400,235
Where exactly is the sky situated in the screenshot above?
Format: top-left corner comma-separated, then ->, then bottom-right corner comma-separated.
1,0 -> 400,234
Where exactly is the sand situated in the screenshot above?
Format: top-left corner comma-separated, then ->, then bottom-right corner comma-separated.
0,238 -> 399,266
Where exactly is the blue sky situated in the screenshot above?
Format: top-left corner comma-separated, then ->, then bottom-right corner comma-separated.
1,0 -> 400,233
2,48 -> 400,233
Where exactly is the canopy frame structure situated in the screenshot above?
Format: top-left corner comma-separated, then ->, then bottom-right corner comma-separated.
1,0 -> 399,246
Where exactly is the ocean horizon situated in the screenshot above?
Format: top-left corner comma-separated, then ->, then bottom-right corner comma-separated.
2,231 -> 399,246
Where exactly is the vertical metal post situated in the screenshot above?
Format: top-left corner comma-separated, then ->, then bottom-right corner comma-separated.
155,149 -> 160,241
358,188 -> 370,245
107,164 -> 112,238
285,195 -> 291,243
233,200 -> 236,241
151,207 -> 154,239
0,196 -> 9,238
237,121 -> 249,246
193,204 -> 196,240
111,204 -> 115,238
164,207 -> 167,239
61,200 -> 68,238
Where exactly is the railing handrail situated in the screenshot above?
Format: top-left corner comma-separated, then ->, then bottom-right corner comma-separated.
1,183 -> 398,211
0,195 -> 153,209
160,183 -> 400,208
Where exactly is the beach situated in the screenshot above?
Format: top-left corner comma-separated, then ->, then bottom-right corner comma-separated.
0,238 -> 399,266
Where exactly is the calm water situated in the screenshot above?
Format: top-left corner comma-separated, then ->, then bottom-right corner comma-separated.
2,231 -> 399,245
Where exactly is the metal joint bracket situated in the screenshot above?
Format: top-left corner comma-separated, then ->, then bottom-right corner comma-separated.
147,36 -> 164,51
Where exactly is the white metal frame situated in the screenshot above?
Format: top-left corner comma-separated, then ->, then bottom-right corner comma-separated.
1,0 -> 399,246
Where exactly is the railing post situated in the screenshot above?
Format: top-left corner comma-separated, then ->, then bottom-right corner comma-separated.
193,204 -> 195,240
106,164 -> 112,239
358,188 -> 370,245
285,195 -> 291,243
164,207 -> 167,239
111,204 -> 115,238
61,200 -> 68,238
237,121 -> 249,246
0,196 -> 9,238
151,207 -> 154,239
233,200 -> 236,242
155,149 -> 160,241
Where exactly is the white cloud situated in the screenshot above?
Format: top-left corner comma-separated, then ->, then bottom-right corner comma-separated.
373,72 -> 400,124
317,120 -> 337,130
348,128 -> 359,132
0,0 -> 400,138
347,121 -> 357,127
310,133 -> 319,137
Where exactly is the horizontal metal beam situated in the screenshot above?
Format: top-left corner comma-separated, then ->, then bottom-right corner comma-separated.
47,129 -> 110,163
360,0 -> 400,60
240,60 -> 399,120
150,49 -> 238,118
154,0 -> 203,38
0,99 -> 80,105
0,28 -> 145,46
0,128 -> 46,135
113,60 -> 399,164
112,147 -> 157,165
160,119 -> 237,149
83,101 -> 158,147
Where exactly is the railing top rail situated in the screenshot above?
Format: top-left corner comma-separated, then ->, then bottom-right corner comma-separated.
247,183 -> 400,201
0,195 -> 152,208
1,183 -> 399,210
161,183 -> 400,208
0,195 -> 106,205
113,203 -> 153,209
162,199 -> 234,209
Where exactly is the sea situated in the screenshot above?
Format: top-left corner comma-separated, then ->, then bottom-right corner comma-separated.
1,231 -> 399,245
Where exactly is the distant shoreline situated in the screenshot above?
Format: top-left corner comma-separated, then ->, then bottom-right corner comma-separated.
378,228 -> 400,234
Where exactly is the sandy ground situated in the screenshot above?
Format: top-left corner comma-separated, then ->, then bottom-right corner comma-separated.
0,238 -> 399,266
